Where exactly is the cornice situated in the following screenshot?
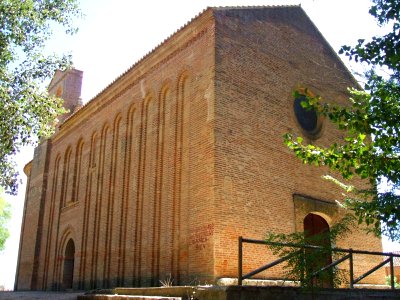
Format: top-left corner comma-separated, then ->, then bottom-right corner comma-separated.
52,8 -> 214,143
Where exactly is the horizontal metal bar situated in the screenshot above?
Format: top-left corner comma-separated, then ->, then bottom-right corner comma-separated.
241,238 -> 276,245
242,238 -> 400,257
242,250 -> 302,280
353,258 -> 390,284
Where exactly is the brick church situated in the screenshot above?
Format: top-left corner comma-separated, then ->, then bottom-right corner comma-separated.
15,6 -> 384,291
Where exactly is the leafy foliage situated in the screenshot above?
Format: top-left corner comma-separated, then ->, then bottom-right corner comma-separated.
0,188 -> 11,251
385,276 -> 400,288
265,214 -> 355,289
0,0 -> 80,194
284,0 -> 400,241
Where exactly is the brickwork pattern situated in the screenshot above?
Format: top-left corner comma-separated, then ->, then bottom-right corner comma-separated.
212,7 -> 383,283
17,9 -> 216,290
16,6 -> 385,291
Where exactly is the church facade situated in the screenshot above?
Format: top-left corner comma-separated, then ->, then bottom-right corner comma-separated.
15,6 -> 384,291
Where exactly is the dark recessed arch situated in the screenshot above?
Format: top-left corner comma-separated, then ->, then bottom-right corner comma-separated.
62,238 -> 75,289
303,213 -> 333,288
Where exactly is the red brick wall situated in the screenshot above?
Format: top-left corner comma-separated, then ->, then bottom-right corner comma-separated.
16,7 -> 385,291
17,9 -> 217,290
213,7 -> 384,284
15,140 -> 52,290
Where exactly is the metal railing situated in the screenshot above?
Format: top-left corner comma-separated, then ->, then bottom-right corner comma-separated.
238,236 -> 400,289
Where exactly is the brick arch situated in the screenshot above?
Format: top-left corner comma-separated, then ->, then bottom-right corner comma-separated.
102,113 -> 123,287
303,213 -> 333,288
149,82 -> 171,284
113,112 -> 122,125
72,138 -> 85,202
89,122 -> 112,288
62,238 -> 75,290
127,103 -> 137,118
307,211 -> 333,226
117,104 -> 138,285
61,146 -> 73,207
176,68 -> 191,84
168,70 -> 190,283
159,80 -> 171,97
176,71 -> 190,98
56,225 -> 77,290
292,194 -> 339,233
90,132 -> 98,157
304,213 -> 331,239
132,90 -> 158,285
143,91 -> 155,109
101,122 -> 111,135
78,131 -> 98,289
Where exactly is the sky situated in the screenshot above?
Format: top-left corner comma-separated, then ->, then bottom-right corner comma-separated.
0,0 -> 399,291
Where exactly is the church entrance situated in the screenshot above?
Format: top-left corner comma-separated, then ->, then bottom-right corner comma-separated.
303,213 -> 333,287
62,239 -> 75,290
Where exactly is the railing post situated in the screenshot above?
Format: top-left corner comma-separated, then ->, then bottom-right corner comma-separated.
390,254 -> 395,290
349,248 -> 354,289
238,236 -> 243,286
300,247 -> 305,286
236,237 -> 397,289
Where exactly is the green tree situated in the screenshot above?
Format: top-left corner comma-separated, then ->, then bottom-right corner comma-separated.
0,188 -> 11,251
266,214 -> 355,289
0,0 -> 80,195
285,0 -> 400,241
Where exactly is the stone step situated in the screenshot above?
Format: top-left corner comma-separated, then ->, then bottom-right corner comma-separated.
78,295 -> 181,300
78,285 -> 400,300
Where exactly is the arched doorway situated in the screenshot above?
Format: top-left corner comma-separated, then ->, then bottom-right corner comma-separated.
303,213 -> 333,287
62,239 -> 75,290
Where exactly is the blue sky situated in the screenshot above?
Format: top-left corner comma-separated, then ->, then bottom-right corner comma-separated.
1,0 -> 398,290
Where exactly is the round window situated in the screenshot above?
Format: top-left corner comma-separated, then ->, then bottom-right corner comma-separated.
293,95 -> 320,137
